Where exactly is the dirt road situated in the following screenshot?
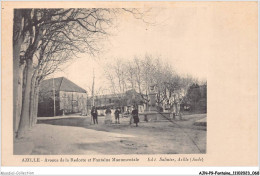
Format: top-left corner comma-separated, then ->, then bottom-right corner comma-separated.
14,114 -> 206,155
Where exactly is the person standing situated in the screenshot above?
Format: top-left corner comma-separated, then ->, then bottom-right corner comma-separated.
105,107 -> 112,125
131,105 -> 139,127
114,108 -> 121,124
91,106 -> 98,124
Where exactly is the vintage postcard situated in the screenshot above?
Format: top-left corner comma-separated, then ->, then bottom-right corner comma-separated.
1,1 -> 258,168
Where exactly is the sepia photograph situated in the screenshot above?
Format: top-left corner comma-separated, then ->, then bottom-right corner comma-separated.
1,1 -> 258,170
12,7 -> 207,155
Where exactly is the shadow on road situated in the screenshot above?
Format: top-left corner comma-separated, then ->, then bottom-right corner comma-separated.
37,116 -> 131,131
37,117 -> 91,128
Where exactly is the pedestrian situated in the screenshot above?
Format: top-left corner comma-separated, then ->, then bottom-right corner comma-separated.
91,106 -> 98,124
105,107 -> 112,125
114,108 -> 121,124
131,105 -> 139,127
105,107 -> 111,114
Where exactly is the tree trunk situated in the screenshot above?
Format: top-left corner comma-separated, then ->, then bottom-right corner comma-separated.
13,10 -> 24,135
29,71 -> 37,127
29,83 -> 35,127
33,84 -> 40,125
17,58 -> 33,138
15,62 -> 26,133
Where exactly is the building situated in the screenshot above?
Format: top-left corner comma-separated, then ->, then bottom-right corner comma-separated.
88,89 -> 145,115
38,77 -> 88,117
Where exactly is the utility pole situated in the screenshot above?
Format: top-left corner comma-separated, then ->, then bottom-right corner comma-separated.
90,69 -> 95,125
72,92 -> 73,113
53,77 -> 56,117
92,68 -> 95,106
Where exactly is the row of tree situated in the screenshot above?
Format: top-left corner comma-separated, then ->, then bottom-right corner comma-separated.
184,83 -> 207,112
13,8 -> 140,138
103,55 -> 201,111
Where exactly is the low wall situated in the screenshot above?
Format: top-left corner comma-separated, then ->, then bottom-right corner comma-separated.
139,112 -> 171,122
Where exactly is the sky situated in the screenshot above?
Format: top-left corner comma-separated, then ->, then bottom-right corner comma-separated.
53,5 -> 210,95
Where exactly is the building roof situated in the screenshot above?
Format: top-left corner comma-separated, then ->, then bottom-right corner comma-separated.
40,77 -> 86,93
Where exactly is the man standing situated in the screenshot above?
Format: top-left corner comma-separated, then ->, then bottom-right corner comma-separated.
114,108 -> 121,124
131,105 -> 139,127
91,106 -> 98,124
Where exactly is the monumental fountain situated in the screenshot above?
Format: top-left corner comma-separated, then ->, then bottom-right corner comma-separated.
139,85 -> 171,122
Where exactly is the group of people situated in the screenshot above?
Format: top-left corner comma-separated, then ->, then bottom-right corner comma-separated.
90,105 -> 140,127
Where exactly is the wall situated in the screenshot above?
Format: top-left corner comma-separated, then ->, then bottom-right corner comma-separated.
59,91 -> 88,115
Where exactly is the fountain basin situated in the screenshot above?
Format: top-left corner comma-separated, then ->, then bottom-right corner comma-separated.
139,111 -> 172,122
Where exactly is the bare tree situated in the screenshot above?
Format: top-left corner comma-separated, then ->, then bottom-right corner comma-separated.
14,8 -> 144,137
103,55 -> 200,113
